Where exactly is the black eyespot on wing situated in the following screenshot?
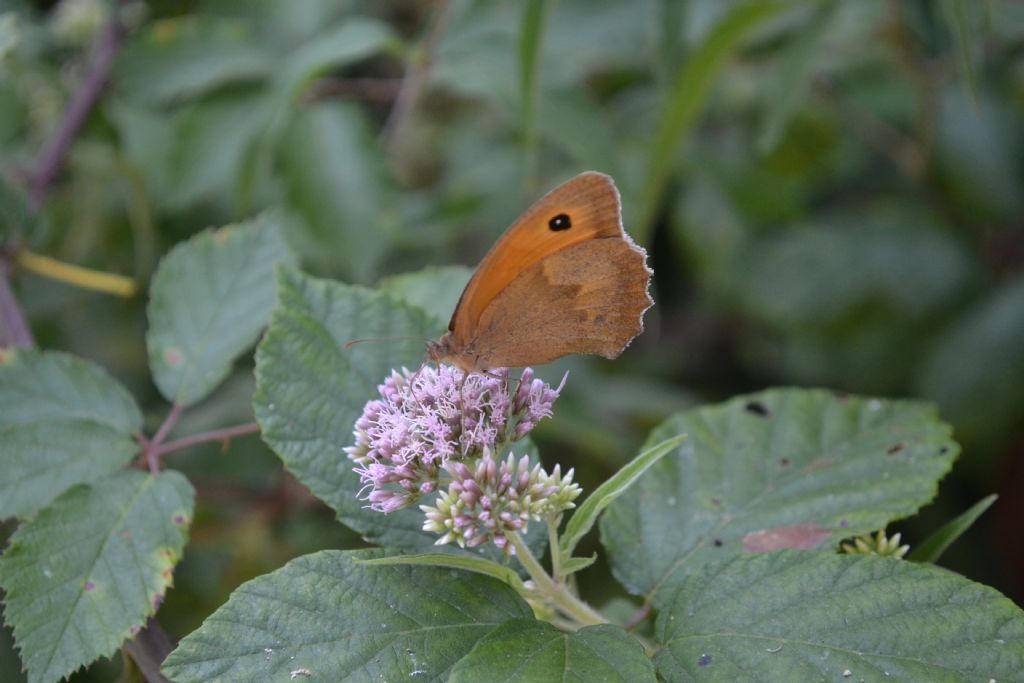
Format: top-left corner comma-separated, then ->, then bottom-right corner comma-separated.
548,213 -> 571,231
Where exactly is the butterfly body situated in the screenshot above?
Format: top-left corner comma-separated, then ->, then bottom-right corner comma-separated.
428,172 -> 653,373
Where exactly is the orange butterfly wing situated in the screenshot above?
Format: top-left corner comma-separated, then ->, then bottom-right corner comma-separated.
429,171 -> 652,372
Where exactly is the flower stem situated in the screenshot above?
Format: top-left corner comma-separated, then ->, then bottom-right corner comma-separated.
547,514 -> 562,582
510,532 -> 606,628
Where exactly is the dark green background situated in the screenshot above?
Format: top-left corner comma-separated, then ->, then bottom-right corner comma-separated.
1,0 -> 1022,679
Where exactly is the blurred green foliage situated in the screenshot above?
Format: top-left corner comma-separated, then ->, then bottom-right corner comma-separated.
1,0 -> 1022,679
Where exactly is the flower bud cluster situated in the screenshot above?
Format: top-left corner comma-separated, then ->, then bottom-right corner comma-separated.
421,450 -> 581,553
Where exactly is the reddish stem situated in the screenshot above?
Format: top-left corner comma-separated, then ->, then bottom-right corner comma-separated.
154,422 -> 260,457
29,5 -> 125,206
0,254 -> 34,348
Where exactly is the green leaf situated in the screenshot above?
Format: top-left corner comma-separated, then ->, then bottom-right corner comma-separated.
636,1 -> 788,242
560,435 -> 685,560
279,102 -> 394,282
146,213 -> 294,407
253,267 -> 546,559
0,349 -> 142,518
377,265 -> 472,325
756,1 -> 838,153
600,389 -> 958,607
654,551 -> 1024,682
0,601 -> 27,683
116,16 -> 274,104
908,494 -> 998,564
252,267 -> 439,547
165,93 -> 275,210
0,469 -> 194,683
275,17 -> 395,102
560,554 -> 597,576
917,277 -> 1024,450
940,0 -> 982,100
0,172 -> 40,243
518,0 -> 551,186
450,620 -> 656,683
357,553 -> 525,591
161,549 -> 532,682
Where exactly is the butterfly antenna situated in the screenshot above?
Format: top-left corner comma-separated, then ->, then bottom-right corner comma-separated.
342,336 -> 431,349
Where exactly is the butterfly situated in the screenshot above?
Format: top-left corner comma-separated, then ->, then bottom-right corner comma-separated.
426,171 -> 653,374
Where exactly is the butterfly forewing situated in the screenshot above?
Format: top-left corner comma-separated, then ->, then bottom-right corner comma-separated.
432,171 -> 653,373
448,172 -> 623,343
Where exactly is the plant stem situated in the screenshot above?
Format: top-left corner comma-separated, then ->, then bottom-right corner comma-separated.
547,513 -> 562,582
509,532 -> 606,628
18,250 -> 136,297
28,2 -> 126,206
0,254 -> 34,348
154,422 -> 260,456
380,0 -> 454,155
121,618 -> 173,683
145,404 -> 182,474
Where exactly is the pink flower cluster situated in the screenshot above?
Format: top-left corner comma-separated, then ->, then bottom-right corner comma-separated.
345,365 -> 567,514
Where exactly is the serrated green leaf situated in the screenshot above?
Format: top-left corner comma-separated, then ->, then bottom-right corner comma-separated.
252,267 -> 439,545
600,389 -> 958,607
0,469 -> 193,683
378,265 -> 472,325
0,349 -> 142,518
636,1 -> 788,242
0,601 -> 27,683
146,213 -> 294,407
560,435 -> 685,561
252,267 -> 545,560
908,494 -> 998,564
450,620 -> 656,683
357,553 -> 525,591
654,551 -> 1024,682
161,549 -> 532,682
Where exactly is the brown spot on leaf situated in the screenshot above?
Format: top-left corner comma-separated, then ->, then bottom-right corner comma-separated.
713,539 -> 723,547
886,443 -> 904,455
745,401 -> 770,417
163,347 -> 185,368
779,457 -> 791,466
743,523 -> 832,553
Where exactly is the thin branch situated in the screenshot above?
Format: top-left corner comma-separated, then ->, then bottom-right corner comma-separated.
303,77 -> 403,104
145,404 -> 183,474
28,2 -> 125,207
122,618 -> 173,683
18,250 -> 136,297
622,603 -> 652,631
380,0 -> 455,154
0,253 -> 34,348
154,422 -> 260,457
